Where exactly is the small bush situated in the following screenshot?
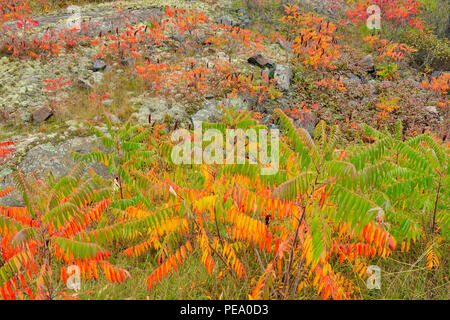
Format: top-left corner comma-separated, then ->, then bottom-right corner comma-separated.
398,27 -> 450,70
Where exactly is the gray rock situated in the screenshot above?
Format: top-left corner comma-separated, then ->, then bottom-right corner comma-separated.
345,73 -> 362,84
120,57 -> 135,67
362,54 -> 375,74
273,64 -> 293,91
0,137 -> 109,207
93,112 -> 120,125
91,72 -> 104,84
107,113 -> 121,125
191,109 -> 213,124
20,111 -> 32,124
223,95 -> 250,110
430,71 -> 449,80
430,71 -> 443,79
191,99 -> 222,124
66,120 -> 84,132
248,54 -> 273,69
423,105 -> 440,124
32,106 -> 53,123
217,16 -> 237,26
237,16 -> 250,27
132,98 -> 187,125
102,99 -> 114,107
425,105 -> 438,114
77,78 -> 94,90
133,106 -> 151,126
92,59 -> 107,72
237,8 -> 248,16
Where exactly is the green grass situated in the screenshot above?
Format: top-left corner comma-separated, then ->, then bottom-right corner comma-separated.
46,236 -> 448,300
58,249 -> 253,300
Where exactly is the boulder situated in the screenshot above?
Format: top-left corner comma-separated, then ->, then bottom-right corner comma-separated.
0,137 -> 109,207
101,99 -> 114,107
248,54 -> 273,69
32,106 -> 53,123
344,73 -> 362,84
132,98 -> 187,126
191,99 -> 222,124
77,78 -> 94,90
236,10 -> 251,27
361,54 -> 375,74
217,16 -> 237,27
92,59 -> 107,72
425,105 -> 438,114
120,57 -> 135,67
273,64 -> 293,91
20,111 -> 32,124
430,71 -> 443,79
223,95 -> 251,110
237,8 -> 248,16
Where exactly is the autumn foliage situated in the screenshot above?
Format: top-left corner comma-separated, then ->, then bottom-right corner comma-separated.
281,4 -> 341,70
346,0 -> 424,29
0,1 -> 448,301
0,166 -> 130,299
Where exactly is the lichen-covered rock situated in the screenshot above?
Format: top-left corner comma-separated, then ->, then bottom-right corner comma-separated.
191,99 -> 222,124
273,64 -> 293,91
223,95 -> 251,110
344,73 -> 362,85
77,78 -> 94,90
0,136 -> 110,207
131,97 -> 188,126
217,16 -> 237,27
425,105 -> 438,114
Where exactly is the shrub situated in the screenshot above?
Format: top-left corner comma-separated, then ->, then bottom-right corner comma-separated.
0,164 -> 130,300
398,27 -> 450,69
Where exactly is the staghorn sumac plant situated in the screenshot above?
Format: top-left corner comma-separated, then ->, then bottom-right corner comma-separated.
60,107 -> 448,299
346,0 -> 424,29
136,58 -> 244,103
280,4 -> 341,70
363,35 -> 417,62
73,112 -> 163,203
314,76 -> 346,92
0,141 -> 15,199
84,109 -> 397,300
1,2 -> 97,60
0,141 -> 14,165
358,120 -> 449,270
375,94 -> 400,121
420,72 -> 449,110
0,164 -> 130,300
0,0 -> 31,27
